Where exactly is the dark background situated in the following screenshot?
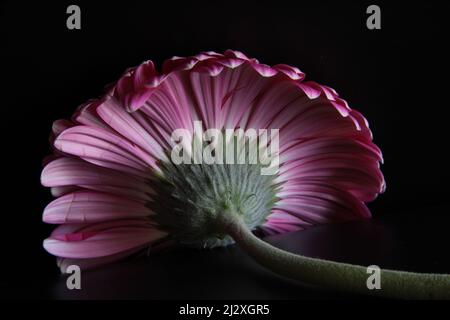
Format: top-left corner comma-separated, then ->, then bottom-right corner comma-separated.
0,1 -> 449,300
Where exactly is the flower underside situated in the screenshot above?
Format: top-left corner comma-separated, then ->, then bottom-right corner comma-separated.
149,160 -> 279,248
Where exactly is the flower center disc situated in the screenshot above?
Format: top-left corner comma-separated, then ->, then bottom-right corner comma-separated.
148,162 -> 279,248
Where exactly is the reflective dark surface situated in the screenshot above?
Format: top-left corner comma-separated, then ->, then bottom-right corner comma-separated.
7,213 -> 447,300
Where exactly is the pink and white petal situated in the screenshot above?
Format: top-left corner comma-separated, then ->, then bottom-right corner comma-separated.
51,119 -> 73,139
189,68 -> 239,129
280,137 -> 382,164
224,50 -> 251,61
272,182 -> 371,228
249,62 -> 278,77
133,107 -> 176,152
280,104 -> 366,146
195,52 -> 218,60
77,184 -> 152,203
273,64 -> 305,80
43,191 -> 153,224
50,185 -> 79,197
41,157 -> 154,197
133,60 -> 157,88
277,153 -> 384,201
44,220 -> 166,259
54,125 -> 157,175
348,109 -> 375,143
277,137 -> 385,201
97,97 -> 167,162
145,65 -> 238,132
245,80 -> 305,130
216,57 -> 246,69
191,59 -> 225,77
221,64 -> 276,129
241,81 -> 363,145
262,209 -> 311,235
113,60 -> 161,112
258,224 -> 296,236
162,56 -> 198,74
72,99 -> 110,130
241,79 -> 360,147
297,82 -> 322,99
49,119 -> 74,155
139,72 -> 198,141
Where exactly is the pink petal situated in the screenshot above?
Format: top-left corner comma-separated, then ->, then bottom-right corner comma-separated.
280,136 -> 382,164
50,185 -> 79,197
72,99 -> 110,130
220,64 -> 274,129
44,220 -> 166,258
262,209 -> 311,234
273,64 -> 305,80
54,125 -> 157,175
250,62 -> 278,77
113,60 -> 160,111
278,153 -> 384,202
43,191 -> 153,224
224,49 -> 251,60
270,182 -> 371,229
297,82 -> 322,99
41,158 -> 153,199
192,59 -> 225,76
51,119 -> 73,138
139,73 -> 197,139
97,97 -> 167,161
162,56 -> 198,74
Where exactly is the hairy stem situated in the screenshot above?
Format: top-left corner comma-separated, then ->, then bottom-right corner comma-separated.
219,211 -> 450,299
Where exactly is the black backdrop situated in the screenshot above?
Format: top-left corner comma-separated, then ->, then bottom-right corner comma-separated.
0,1 -> 449,299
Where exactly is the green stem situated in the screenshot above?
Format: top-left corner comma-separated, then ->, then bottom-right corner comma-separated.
219,211 -> 450,299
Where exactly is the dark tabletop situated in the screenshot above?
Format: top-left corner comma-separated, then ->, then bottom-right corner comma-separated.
5,212 -> 448,300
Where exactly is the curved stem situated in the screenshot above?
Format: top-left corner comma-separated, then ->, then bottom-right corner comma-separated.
219,211 -> 450,299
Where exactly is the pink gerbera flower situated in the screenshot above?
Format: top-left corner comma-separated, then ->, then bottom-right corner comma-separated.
41,50 -> 449,298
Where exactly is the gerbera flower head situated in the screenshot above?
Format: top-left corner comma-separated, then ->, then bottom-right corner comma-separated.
41,50 -> 385,272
